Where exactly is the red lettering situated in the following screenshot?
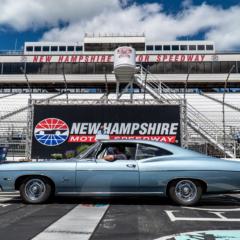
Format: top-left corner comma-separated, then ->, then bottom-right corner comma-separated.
187,55 -> 194,62
33,56 -> 38,62
90,55 -> 96,62
39,56 -> 44,63
107,55 -> 112,62
169,55 -> 174,62
163,55 -> 168,62
58,56 -> 64,63
64,56 -> 69,63
110,135 -> 176,143
175,55 -> 179,62
180,55 -> 185,61
79,56 -> 84,62
46,56 -> 52,63
138,55 -> 144,62
68,135 -> 96,143
71,56 -> 77,63
85,56 -> 89,63
145,55 -> 150,62
101,55 -> 106,62
156,55 -> 162,62
201,55 -> 205,62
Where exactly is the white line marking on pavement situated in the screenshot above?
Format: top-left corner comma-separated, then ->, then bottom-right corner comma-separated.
0,194 -> 20,197
182,206 -> 240,211
0,197 -> 20,202
32,204 -> 109,240
165,210 -> 240,222
0,204 -> 11,208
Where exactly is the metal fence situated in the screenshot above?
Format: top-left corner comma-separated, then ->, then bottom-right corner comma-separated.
0,94 -> 240,160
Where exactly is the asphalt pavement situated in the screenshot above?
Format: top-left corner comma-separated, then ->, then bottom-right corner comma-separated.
0,192 -> 240,240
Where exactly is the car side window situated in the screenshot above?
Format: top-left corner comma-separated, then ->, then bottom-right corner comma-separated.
97,143 -> 137,161
136,144 -> 172,160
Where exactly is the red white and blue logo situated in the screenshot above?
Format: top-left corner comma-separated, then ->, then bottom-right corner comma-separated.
34,118 -> 69,146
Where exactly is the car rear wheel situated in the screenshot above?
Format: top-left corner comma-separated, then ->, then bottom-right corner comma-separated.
20,177 -> 52,204
168,179 -> 202,206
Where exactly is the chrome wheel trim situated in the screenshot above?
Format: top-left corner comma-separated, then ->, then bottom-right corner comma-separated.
175,180 -> 197,203
24,179 -> 46,201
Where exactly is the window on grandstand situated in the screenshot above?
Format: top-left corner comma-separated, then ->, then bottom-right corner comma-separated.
147,63 -> 157,73
59,46 -> 66,51
163,45 -> 171,51
197,45 -> 205,50
180,45 -> 188,51
9,61 -> 238,75
189,45 -> 196,51
155,45 -> 162,51
206,45 -> 214,51
2,63 -> 25,74
156,63 -> 164,73
164,63 -> 173,73
51,46 -> 58,52
76,46 -> 83,51
188,63 -> 197,73
220,62 -> 236,73
43,46 -> 50,52
48,63 -> 57,74
213,62 -> 220,73
26,46 -> 33,52
67,46 -> 75,51
34,46 -> 41,52
172,45 -> 179,51
204,62 -> 212,73
146,45 -> 154,51
56,63 -> 64,74
26,63 -> 43,74
196,62 -> 205,73
64,63 -> 72,74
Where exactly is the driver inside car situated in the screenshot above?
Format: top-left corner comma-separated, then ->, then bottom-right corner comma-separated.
103,146 -> 127,161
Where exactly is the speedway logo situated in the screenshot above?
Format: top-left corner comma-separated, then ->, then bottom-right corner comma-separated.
117,47 -> 132,58
34,120 -> 179,146
68,122 -> 179,143
34,118 -> 69,146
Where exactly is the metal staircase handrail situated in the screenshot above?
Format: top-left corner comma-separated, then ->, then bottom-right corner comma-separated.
136,66 -> 223,132
135,65 -> 235,158
201,93 -> 240,112
0,93 -> 63,122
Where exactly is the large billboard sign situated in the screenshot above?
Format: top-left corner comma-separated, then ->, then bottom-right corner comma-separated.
31,105 -> 181,159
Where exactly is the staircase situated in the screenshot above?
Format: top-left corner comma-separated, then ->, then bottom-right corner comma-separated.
134,66 -> 235,158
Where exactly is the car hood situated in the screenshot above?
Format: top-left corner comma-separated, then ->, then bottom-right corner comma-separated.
0,159 -> 77,171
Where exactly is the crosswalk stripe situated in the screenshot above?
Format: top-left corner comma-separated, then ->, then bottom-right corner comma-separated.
0,194 -> 20,197
32,204 -> 109,240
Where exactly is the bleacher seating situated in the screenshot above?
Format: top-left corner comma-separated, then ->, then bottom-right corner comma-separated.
0,92 -> 240,158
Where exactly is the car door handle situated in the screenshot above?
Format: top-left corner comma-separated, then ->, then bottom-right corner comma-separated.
126,164 -> 136,168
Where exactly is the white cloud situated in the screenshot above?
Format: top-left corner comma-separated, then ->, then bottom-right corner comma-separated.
0,0 -> 120,30
0,0 -> 240,50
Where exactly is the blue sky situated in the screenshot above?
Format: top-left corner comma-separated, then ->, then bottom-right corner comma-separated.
0,0 -> 240,51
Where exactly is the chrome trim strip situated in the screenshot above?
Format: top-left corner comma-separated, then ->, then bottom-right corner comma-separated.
56,191 -> 164,195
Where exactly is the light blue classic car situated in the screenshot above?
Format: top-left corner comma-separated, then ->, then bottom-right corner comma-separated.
0,140 -> 240,206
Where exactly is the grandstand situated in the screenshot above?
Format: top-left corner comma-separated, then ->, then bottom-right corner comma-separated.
0,34 -> 240,159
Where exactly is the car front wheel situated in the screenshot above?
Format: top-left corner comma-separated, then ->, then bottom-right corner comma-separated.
168,179 -> 202,206
20,177 -> 52,204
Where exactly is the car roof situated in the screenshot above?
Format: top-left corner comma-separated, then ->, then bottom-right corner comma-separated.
99,139 -> 208,157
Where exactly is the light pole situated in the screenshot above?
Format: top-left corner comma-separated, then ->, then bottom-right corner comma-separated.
184,64 -> 193,101
103,66 -> 108,102
20,65 -> 32,102
62,67 -> 68,104
223,64 -> 235,157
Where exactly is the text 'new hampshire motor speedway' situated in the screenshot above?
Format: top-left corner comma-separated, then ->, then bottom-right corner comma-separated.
68,122 -> 179,143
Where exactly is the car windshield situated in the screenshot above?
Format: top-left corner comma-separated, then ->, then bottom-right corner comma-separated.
77,142 -> 100,159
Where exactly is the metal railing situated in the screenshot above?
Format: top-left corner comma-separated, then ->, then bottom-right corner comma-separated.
135,65 -> 235,158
